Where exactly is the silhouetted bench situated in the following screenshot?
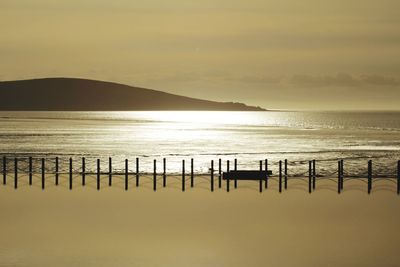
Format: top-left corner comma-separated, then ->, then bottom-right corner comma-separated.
222,170 -> 272,180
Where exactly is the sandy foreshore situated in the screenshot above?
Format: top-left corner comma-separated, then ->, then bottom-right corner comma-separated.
0,175 -> 399,267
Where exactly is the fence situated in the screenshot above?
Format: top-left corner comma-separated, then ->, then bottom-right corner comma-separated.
1,156 -> 399,194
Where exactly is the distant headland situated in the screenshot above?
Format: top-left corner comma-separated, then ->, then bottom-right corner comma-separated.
0,78 -> 266,111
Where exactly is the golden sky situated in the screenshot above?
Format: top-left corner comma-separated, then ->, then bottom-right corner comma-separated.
1,0 -> 399,110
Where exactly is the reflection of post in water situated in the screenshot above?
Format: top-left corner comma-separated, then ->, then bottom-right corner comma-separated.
312,159 -> 316,190
97,159 -> 100,190
234,159 -> 237,189
265,159 -> 268,189
163,158 -> 166,187
14,158 -> 18,189
82,157 -> 86,186
190,158 -> 194,188
41,158 -> 45,190
136,157 -> 139,187
338,160 -> 341,194
284,159 -> 288,190
153,159 -> 156,191
340,159 -> 344,191
30,156 -> 33,186
397,160 -> 400,195
226,160 -> 230,192
125,159 -> 128,191
2,156 -> 6,185
182,159 -> 185,192
368,160 -> 372,194
109,157 -> 112,187
308,161 -> 311,194
69,157 -> 72,190
259,160 -> 262,193
55,157 -> 58,186
211,160 -> 214,192
218,158 -> 222,189
279,160 -> 282,193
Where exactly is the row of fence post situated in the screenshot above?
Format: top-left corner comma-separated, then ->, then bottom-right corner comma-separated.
368,160 -> 372,194
307,160 -> 317,193
398,160 -> 400,195
1,156 -> 400,194
3,156 -> 270,192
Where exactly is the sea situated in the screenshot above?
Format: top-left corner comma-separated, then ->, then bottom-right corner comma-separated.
0,111 -> 399,178
1,111 -> 400,267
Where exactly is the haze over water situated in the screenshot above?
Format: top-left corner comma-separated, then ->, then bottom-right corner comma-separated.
1,111 -> 399,177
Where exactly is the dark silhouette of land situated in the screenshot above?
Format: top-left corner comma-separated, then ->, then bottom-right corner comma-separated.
0,78 -> 266,111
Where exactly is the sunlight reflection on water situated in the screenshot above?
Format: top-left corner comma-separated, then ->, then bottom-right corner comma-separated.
0,111 -> 399,176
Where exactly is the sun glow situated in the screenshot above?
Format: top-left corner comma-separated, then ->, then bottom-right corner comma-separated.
119,111 -> 266,126
111,111 -> 268,145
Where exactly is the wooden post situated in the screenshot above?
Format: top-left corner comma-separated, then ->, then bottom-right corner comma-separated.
284,159 -> 288,190
136,157 -> 139,187
279,160 -> 282,193
340,159 -> 344,190
55,157 -> 59,186
82,157 -> 86,186
14,158 -> 18,189
190,158 -> 194,188
265,159 -> 268,189
338,160 -> 341,194
368,160 -> 372,194
97,159 -> 100,191
226,160 -> 230,192
234,159 -> 238,189
125,159 -> 128,191
41,158 -> 45,190
109,157 -> 112,186
397,160 -> 400,195
218,158 -> 222,188
29,156 -> 33,186
182,159 -> 185,192
69,157 -> 73,190
259,160 -> 263,193
211,160 -> 214,192
153,159 -> 157,191
312,159 -> 316,190
2,156 -> 6,185
308,161 -> 312,194
163,158 -> 166,187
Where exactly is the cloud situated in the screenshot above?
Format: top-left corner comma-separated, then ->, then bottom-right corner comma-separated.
360,74 -> 400,86
138,72 -> 399,90
289,73 -> 400,88
136,70 -> 284,85
221,75 -> 282,84
290,73 -> 358,87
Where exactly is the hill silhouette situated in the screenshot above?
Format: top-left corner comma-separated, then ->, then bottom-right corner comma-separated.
0,78 -> 266,111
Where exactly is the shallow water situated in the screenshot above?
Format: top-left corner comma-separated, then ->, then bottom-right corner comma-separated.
0,181 -> 399,267
0,111 -> 399,177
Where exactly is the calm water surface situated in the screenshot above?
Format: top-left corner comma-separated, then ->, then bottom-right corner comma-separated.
1,111 -> 400,267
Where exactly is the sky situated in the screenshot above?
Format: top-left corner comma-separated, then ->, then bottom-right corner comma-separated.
1,0 -> 399,110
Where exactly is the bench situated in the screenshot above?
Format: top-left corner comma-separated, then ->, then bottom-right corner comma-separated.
222,170 -> 272,180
